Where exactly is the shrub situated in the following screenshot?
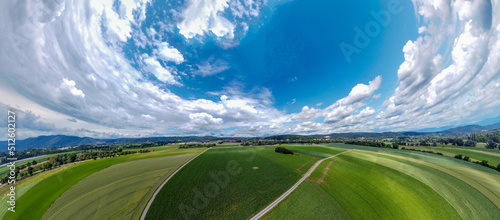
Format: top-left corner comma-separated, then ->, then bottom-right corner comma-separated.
275,147 -> 294,155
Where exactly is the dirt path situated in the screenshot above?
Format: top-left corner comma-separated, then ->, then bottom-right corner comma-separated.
250,149 -> 354,220
317,160 -> 335,184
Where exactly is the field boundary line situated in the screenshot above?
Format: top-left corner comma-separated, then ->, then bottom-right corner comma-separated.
140,147 -> 212,220
250,149 -> 354,220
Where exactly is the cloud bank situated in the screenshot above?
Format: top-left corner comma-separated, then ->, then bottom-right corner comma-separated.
0,0 -> 499,138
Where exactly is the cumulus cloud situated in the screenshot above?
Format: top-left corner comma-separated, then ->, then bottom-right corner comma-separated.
178,0 -> 235,39
60,78 -> 85,98
156,42 -> 185,64
142,56 -> 181,85
1,0 -> 499,139
194,58 -> 230,76
177,0 -> 264,43
0,0 -> 278,138
289,76 -> 381,125
374,0 -> 500,131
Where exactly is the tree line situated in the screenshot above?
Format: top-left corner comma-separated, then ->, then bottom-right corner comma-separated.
1,148 -> 150,184
179,143 -> 216,148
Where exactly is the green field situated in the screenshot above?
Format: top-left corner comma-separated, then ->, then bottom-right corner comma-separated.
2,148 -> 204,220
264,146 -> 500,219
0,161 -> 79,217
285,145 -> 345,158
43,153 -> 197,220
404,145 -> 500,165
145,146 -> 321,219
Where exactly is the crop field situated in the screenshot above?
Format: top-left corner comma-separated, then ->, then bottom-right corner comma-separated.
285,145 -> 345,158
43,153 -> 197,220
264,147 -> 500,219
145,146 -> 321,219
404,145 -> 500,165
123,145 -> 180,152
3,148 -> 204,220
0,162 -> 78,218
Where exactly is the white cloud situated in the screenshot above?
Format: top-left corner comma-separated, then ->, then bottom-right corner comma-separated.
177,0 -> 264,45
142,57 -> 181,85
194,59 -> 230,76
1,0 -> 499,139
99,0 -> 151,42
290,76 -> 382,125
183,112 -> 224,130
374,0 -> 499,131
156,42 -> 185,64
60,78 -> 85,98
178,0 -> 234,39
341,76 -> 381,105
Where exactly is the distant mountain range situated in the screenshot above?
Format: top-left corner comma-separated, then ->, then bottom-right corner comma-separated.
0,135 -> 243,152
2,123 -> 500,151
439,123 -> 500,134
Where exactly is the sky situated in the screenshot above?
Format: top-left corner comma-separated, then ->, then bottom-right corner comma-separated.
1,0 -> 500,139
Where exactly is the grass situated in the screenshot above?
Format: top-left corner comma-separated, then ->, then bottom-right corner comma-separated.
266,152 -> 462,219
404,145 -> 500,165
320,144 -> 500,174
3,148 -> 204,220
0,162 -> 78,218
43,153 -> 197,220
145,146 -> 320,219
352,150 -> 500,219
285,145 -> 345,158
263,179 -> 349,220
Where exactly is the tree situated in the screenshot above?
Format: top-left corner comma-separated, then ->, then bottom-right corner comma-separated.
28,167 -> 34,176
486,140 -> 499,149
480,160 -> 489,167
32,160 -> 37,165
275,147 -> 294,155
464,140 -> 477,147
392,143 -> 399,149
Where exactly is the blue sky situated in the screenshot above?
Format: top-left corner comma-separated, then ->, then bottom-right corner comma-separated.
1,0 -> 500,138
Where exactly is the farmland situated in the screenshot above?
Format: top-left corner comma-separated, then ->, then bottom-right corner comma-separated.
263,145 -> 500,219
403,145 -> 500,165
145,146 -> 322,219
43,153 -> 197,220
1,143 -> 499,220
2,148 -> 204,220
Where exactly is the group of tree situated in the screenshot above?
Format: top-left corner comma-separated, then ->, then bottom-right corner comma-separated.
240,139 -> 343,147
344,140 -> 391,148
454,154 -> 471,161
1,148 -> 150,184
179,143 -> 216,149
0,141 -> 171,166
275,147 -> 294,155
454,154 -> 500,172
486,140 -> 499,149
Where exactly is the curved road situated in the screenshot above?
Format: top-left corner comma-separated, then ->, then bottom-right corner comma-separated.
250,149 -> 354,220
140,147 -> 212,220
